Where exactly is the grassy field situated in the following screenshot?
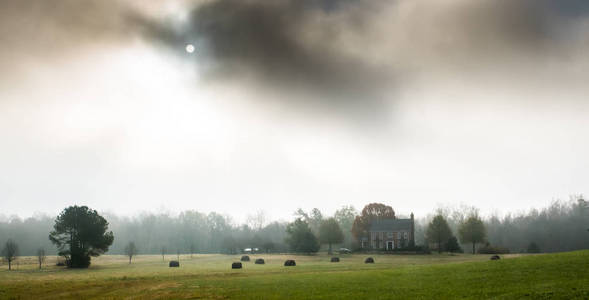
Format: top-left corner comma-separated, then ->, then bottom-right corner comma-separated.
1,251 -> 588,299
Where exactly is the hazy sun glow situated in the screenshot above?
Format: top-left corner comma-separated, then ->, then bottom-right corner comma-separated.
185,44 -> 195,53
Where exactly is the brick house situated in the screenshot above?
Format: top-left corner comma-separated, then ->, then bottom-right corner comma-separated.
360,213 -> 415,250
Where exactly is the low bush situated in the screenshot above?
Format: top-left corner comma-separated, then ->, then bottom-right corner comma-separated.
527,242 -> 541,253
390,245 -> 431,254
478,244 -> 510,254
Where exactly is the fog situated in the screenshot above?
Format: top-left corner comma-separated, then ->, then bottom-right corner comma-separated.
2,199 -> 587,256
1,0 -> 589,223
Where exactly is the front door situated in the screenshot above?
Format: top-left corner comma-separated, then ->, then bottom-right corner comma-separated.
387,241 -> 394,250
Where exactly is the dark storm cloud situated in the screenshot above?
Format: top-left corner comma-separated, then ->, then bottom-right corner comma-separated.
137,0 -> 589,110
133,0 -> 393,117
2,0 -> 589,112
3,0 -> 588,72
410,0 -> 582,60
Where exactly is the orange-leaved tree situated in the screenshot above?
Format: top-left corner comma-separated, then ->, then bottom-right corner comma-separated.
351,203 -> 395,242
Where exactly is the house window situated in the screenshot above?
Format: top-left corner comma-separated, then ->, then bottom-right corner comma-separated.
387,232 -> 393,238
378,232 -> 384,248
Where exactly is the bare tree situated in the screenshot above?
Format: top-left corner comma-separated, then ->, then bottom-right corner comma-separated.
124,242 -> 138,264
1,239 -> 18,270
37,248 -> 46,269
190,243 -> 195,258
334,205 -> 358,248
246,210 -> 267,231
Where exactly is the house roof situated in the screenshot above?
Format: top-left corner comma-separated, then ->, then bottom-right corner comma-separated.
369,218 -> 413,232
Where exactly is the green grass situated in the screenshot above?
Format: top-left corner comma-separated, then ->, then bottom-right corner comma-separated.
1,251 -> 588,299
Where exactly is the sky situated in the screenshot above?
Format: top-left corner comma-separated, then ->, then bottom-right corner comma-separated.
1,0 -> 589,223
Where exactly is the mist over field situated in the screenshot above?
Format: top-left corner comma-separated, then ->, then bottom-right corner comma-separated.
2,198 -> 588,256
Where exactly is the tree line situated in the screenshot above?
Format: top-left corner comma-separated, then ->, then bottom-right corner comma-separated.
419,197 -> 589,253
1,198 -> 588,269
0,206 -> 358,257
0,205 -> 357,268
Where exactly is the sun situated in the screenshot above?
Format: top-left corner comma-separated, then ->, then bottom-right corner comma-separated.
185,44 -> 195,53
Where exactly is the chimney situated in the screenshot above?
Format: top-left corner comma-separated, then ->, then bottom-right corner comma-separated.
410,212 -> 415,247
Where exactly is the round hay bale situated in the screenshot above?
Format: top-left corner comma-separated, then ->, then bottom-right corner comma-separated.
284,260 -> 296,266
169,261 -> 180,267
255,258 -> 265,264
232,262 -> 243,269
330,257 -> 340,262
490,255 -> 501,260
364,257 -> 375,264
240,255 -> 250,262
